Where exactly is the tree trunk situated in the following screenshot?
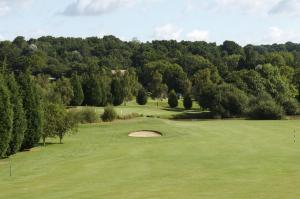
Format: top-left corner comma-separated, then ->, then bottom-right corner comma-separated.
43,137 -> 46,147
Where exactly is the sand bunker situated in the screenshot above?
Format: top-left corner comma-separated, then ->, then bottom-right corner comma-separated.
128,130 -> 162,138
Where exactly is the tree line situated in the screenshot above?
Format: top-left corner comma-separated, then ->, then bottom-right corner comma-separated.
0,36 -> 300,158
0,66 -> 77,159
1,36 -> 299,112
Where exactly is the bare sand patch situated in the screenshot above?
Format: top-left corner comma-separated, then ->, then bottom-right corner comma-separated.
128,130 -> 162,138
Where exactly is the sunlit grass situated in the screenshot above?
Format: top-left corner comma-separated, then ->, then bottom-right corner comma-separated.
0,102 -> 300,199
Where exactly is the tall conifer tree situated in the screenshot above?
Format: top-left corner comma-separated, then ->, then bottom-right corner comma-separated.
18,71 -> 43,149
0,75 -> 13,157
83,75 -> 103,106
6,73 -> 27,155
111,78 -> 125,106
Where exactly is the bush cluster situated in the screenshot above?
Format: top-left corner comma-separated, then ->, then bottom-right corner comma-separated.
248,100 -> 284,120
117,113 -> 142,120
136,88 -> 148,105
69,108 -> 99,124
282,99 -> 299,116
183,94 -> 193,110
101,106 -> 118,122
247,93 -> 284,120
168,90 -> 178,108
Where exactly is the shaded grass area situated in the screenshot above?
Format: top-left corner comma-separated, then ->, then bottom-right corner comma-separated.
172,110 -> 216,120
0,118 -> 300,199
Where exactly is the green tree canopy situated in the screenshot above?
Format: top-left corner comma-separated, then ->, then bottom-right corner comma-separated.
53,77 -> 74,105
149,71 -> 168,100
136,88 -> 148,105
43,102 -> 77,145
70,73 -> 84,106
6,73 -> 27,155
168,90 -> 178,108
111,77 -> 125,106
18,71 -> 43,149
183,94 -> 193,110
0,75 -> 13,157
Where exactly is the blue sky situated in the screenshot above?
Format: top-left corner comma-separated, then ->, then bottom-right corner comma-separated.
1,0 -> 300,45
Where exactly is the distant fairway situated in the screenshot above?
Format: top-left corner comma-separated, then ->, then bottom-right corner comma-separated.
71,99 -> 202,119
0,102 -> 300,199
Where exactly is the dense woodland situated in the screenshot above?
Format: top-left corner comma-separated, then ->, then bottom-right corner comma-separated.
0,35 -> 300,158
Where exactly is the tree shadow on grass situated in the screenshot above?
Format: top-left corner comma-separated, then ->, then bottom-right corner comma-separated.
162,107 -> 186,112
172,111 -> 216,120
37,142 -> 61,147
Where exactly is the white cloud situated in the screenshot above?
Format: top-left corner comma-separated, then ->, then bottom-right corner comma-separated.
268,27 -> 283,42
0,0 -> 32,16
184,0 -> 195,12
269,0 -> 300,16
62,0 -> 157,16
196,0 -> 276,14
195,0 -> 300,16
263,26 -> 300,43
0,1 -> 12,16
153,24 -> 182,40
222,0 -> 276,11
186,29 -> 209,41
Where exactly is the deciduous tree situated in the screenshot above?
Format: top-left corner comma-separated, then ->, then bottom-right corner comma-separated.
70,73 -> 84,106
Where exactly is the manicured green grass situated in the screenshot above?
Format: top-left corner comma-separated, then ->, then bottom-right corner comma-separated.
0,103 -> 300,199
72,99 -> 202,119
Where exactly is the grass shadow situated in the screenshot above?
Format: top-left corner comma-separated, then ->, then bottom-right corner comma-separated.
172,111 -> 216,120
37,142 -> 61,147
162,107 -> 186,112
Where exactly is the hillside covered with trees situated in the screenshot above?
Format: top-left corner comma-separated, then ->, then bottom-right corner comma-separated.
0,35 -> 300,158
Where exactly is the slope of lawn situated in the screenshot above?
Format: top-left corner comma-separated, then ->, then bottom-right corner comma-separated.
72,99 -> 202,119
0,114 -> 300,199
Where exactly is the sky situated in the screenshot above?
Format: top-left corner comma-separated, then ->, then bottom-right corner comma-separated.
1,0 -> 300,45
